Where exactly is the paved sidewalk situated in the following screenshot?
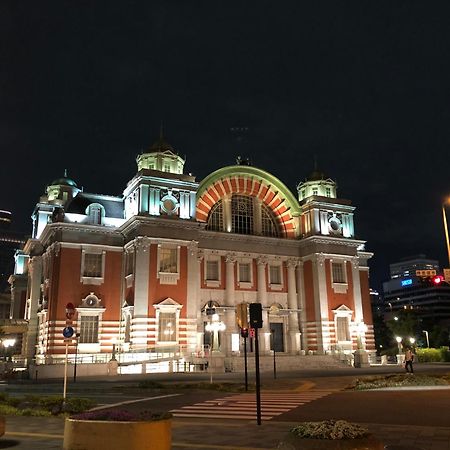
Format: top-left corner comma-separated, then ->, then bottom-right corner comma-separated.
3,416 -> 450,449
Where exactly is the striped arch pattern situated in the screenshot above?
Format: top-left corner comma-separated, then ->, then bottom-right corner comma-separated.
196,172 -> 298,238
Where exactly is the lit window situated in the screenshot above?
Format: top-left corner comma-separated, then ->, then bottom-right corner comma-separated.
332,262 -> 346,283
336,316 -> 350,341
158,312 -> 176,342
206,260 -> 219,281
159,247 -> 178,273
261,204 -> 279,237
86,203 -> 104,225
83,253 -> 103,278
239,263 -> 251,283
232,195 -> 254,235
79,316 -> 99,344
269,265 -> 281,284
207,202 -> 223,232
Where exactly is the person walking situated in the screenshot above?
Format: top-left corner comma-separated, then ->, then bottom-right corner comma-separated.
404,347 -> 414,374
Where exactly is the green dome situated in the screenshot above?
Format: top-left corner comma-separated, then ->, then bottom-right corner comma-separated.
50,176 -> 78,187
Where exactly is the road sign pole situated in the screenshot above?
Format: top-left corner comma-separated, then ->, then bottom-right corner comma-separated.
63,341 -> 69,404
254,327 -> 261,426
244,335 -> 248,391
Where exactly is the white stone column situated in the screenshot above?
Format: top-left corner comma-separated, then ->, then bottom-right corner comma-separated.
312,253 -> 329,353
223,197 -> 232,232
132,237 -> 150,348
287,259 -> 300,354
351,257 -> 364,323
296,261 -> 307,351
186,242 -> 200,354
24,256 -> 43,360
223,254 -> 236,355
256,257 -> 268,353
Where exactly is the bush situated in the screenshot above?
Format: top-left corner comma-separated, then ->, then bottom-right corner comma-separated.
71,409 -> 171,422
416,347 -> 450,362
290,420 -> 369,440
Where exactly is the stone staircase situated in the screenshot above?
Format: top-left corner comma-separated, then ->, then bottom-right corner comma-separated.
225,354 -> 351,373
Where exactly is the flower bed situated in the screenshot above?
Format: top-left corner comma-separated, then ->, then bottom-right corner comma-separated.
63,409 -> 172,450
277,420 -> 384,449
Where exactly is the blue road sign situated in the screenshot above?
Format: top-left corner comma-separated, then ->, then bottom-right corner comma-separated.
63,327 -> 74,338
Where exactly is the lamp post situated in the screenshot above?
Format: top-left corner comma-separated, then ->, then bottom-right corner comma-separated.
73,333 -> 80,383
205,313 -> 226,383
111,337 -> 117,361
409,337 -> 415,346
271,329 -> 277,380
422,330 -> 430,348
395,336 -> 402,353
442,200 -> 450,268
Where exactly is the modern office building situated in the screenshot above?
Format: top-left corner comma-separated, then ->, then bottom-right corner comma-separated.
383,256 -> 450,325
10,134 -> 375,376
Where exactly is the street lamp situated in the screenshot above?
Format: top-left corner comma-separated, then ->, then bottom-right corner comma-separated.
73,332 -> 80,383
423,330 -> 430,348
395,336 -> 402,354
111,337 -> 117,361
409,337 -> 415,346
442,199 -> 450,268
270,329 -> 277,379
205,313 -> 226,384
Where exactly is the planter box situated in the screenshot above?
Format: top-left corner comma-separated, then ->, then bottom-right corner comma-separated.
63,416 -> 171,450
277,433 -> 384,449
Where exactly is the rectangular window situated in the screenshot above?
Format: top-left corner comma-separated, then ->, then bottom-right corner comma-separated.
332,262 -> 346,283
79,316 -> 99,344
269,265 -> 281,284
164,163 -> 171,172
326,187 -> 331,197
159,248 -> 178,273
206,260 -> 219,281
312,188 -> 318,196
83,253 -> 103,278
124,315 -> 131,343
336,316 -> 350,341
125,251 -> 134,276
158,312 -> 176,342
239,263 -> 251,283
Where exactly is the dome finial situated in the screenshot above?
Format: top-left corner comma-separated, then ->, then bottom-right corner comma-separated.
64,168 -> 68,177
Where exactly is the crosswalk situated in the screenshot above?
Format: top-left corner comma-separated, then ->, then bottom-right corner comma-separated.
170,390 -> 335,420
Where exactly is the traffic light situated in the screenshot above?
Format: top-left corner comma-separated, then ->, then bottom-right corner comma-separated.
241,328 -> 249,338
432,275 -> 444,285
249,303 -> 263,328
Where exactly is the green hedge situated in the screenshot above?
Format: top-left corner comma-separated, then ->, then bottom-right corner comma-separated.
416,347 -> 450,362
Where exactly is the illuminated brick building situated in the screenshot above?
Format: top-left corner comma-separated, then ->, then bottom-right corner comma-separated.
12,135 -> 375,376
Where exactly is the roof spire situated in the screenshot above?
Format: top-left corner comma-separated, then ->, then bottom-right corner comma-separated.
64,168 -> 68,177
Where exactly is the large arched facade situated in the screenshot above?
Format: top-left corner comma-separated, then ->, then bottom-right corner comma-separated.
196,166 -> 301,239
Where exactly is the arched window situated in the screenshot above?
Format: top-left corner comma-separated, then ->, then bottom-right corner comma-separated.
231,195 -> 253,235
86,203 -> 105,225
261,203 -> 279,237
206,201 -> 223,231
206,195 -> 280,237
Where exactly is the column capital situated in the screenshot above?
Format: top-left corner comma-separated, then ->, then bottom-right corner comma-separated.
197,250 -> 204,262
316,253 -> 326,266
257,256 -> 268,266
351,256 -> 359,269
287,258 -> 298,269
225,253 -> 236,264
135,237 -> 150,252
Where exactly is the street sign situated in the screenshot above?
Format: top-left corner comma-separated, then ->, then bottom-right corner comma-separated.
63,327 -> 74,338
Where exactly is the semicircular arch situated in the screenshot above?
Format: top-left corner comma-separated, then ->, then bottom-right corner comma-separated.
196,165 -> 300,238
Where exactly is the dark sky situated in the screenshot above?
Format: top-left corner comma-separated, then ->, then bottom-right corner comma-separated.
1,2 -> 450,289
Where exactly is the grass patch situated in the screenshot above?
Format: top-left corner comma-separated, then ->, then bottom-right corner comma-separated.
349,374 -> 450,390
0,394 -> 96,417
137,380 -> 252,392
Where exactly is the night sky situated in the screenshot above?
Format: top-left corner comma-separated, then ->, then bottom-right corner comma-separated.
1,2 -> 450,290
